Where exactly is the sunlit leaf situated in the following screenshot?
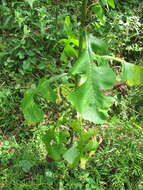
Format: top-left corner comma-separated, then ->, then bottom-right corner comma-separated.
121,62 -> 143,86
63,144 -> 80,165
107,0 -> 115,9
68,34 -> 116,124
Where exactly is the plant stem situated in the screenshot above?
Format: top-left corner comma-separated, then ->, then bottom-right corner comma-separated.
79,0 -> 88,56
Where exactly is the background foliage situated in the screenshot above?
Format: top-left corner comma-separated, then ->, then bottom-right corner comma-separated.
0,0 -> 143,189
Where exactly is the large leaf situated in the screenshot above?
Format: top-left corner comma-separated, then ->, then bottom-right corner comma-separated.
121,62 -> 143,86
63,144 -> 80,165
68,34 -> 116,124
71,49 -> 90,75
89,34 -> 108,55
21,89 -> 35,109
68,80 -> 114,123
71,35 -> 108,75
21,74 -> 66,124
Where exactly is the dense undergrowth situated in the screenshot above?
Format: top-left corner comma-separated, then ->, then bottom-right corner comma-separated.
0,0 -> 143,189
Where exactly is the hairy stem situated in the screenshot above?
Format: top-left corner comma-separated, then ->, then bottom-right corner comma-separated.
79,0 -> 88,56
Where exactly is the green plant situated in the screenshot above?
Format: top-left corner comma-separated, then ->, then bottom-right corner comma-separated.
21,0 -> 143,167
39,120 -> 99,168
1,120 -> 143,190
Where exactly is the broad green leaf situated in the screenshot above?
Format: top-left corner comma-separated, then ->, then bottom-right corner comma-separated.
60,52 -> 68,63
22,100 -> 44,124
21,89 -> 35,110
92,64 -> 116,90
68,81 -> 114,123
37,75 -> 67,102
71,49 -> 90,75
63,144 -> 80,165
121,62 -> 143,86
68,38 -> 79,46
21,89 -> 44,124
71,35 -> 108,75
21,74 -> 66,124
68,34 -> 116,123
88,34 -> 108,55
107,0 -> 115,9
